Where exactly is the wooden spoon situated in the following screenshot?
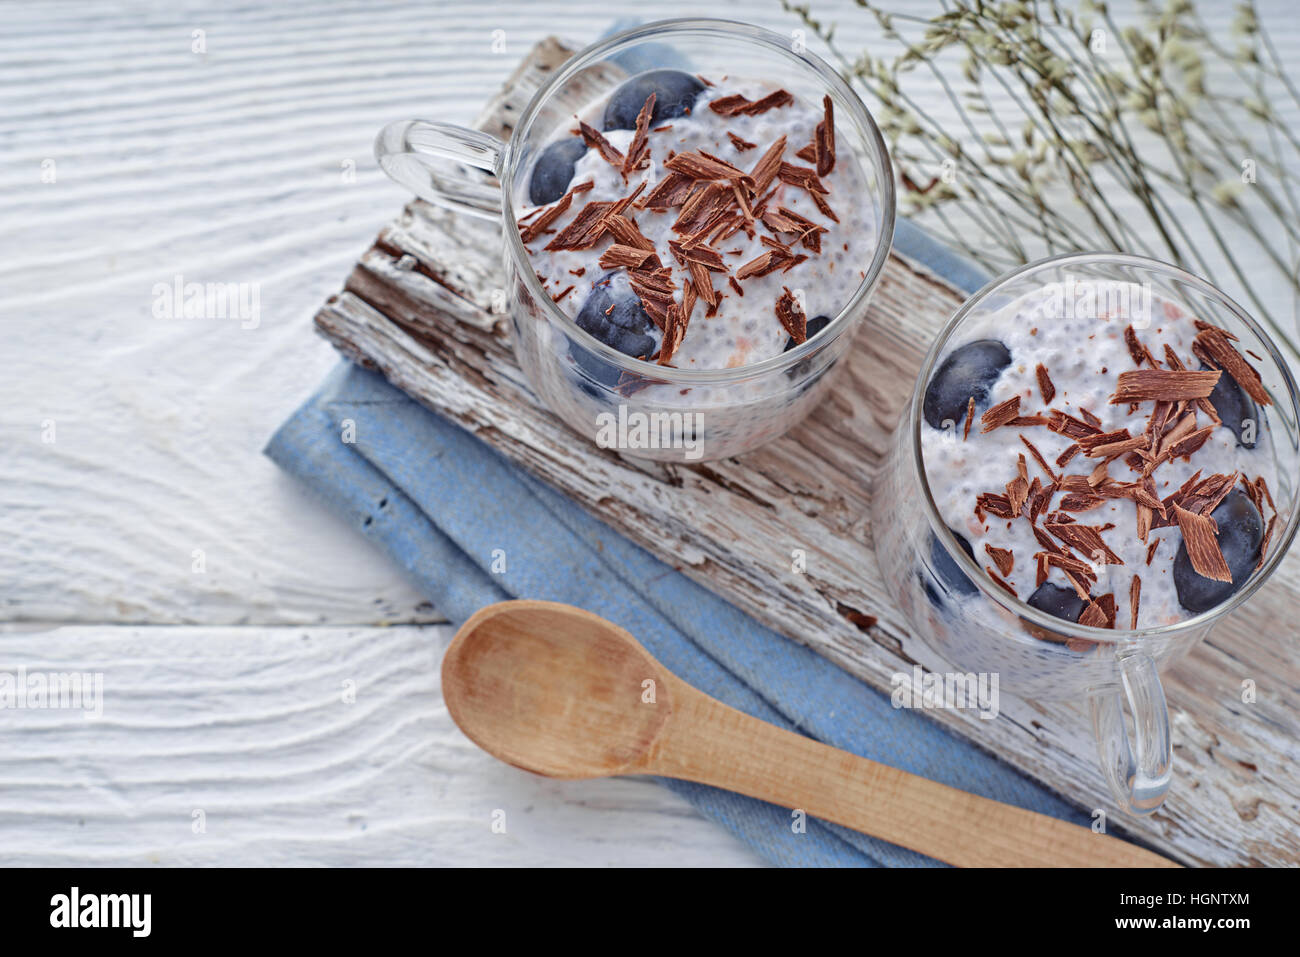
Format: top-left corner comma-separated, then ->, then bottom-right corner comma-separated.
442,600 -> 1178,867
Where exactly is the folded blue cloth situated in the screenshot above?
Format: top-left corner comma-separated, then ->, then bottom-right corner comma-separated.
265,272 -> 1092,865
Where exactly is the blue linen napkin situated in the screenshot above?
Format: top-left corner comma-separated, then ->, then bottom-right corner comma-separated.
264,255 -> 1093,864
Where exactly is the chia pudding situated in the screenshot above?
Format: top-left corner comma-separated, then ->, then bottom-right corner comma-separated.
507,68 -> 886,460
919,283 -> 1282,633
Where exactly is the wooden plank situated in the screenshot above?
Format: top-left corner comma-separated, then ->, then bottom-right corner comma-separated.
312,37 -> 1300,866
0,623 -> 759,867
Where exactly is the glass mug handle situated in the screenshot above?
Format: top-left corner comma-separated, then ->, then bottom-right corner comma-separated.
1089,649 -> 1172,815
374,120 -> 505,219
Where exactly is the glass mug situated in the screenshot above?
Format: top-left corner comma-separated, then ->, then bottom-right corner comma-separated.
374,19 -> 895,462
873,252 -> 1300,814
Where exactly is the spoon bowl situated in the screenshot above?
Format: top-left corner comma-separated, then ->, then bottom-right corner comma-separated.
443,601 -> 672,778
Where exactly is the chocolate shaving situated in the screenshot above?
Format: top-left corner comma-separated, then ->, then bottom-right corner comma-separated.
1124,325 -> 1153,367
1048,410 -> 1102,439
1055,443 -> 1081,468
1194,325 -> 1271,405
1077,428 -> 1132,455
775,287 -> 807,343
1037,552 -> 1096,601
1130,575 -> 1142,629
985,544 -> 1015,577
734,249 -> 792,280
518,180 -> 593,244
1029,481 -> 1055,524
579,121 -> 625,168
543,198 -> 618,251
657,304 -> 686,366
727,131 -> 757,151
1058,494 -> 1105,512
1020,435 -> 1058,483
599,244 -> 660,270
749,136 -> 786,193
963,397 -> 975,441
1167,424 -> 1216,460
708,89 -> 795,117
1078,600 -> 1109,629
1259,513 -> 1278,569
777,162 -> 828,196
809,189 -> 839,223
976,492 -> 1016,519
1146,539 -> 1160,565
622,93 -> 656,178
672,182 -> 731,236
1095,592 -> 1117,627
1173,504 -> 1232,582
666,150 -> 753,185
643,171 -> 695,209
627,266 -> 677,331
980,396 -> 1022,433
1110,368 -> 1221,403
985,566 -> 1019,599
606,214 -> 655,251
1045,523 -> 1123,564
1035,363 -> 1056,404
815,95 -> 836,177
1033,524 -> 1063,555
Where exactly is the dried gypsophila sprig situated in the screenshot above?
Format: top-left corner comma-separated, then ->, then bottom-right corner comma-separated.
783,0 -> 1300,361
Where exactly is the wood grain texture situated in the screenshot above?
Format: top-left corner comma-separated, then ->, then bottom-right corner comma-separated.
314,36 -> 1300,866
0,622 -> 761,867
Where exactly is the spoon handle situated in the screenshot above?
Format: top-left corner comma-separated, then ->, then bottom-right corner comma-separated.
645,679 -> 1178,868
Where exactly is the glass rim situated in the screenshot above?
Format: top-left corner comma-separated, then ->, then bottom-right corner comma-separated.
500,17 -> 897,385
909,250 -> 1300,642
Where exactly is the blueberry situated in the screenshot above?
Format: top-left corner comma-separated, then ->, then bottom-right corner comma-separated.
922,528 -> 979,608
1173,490 -> 1263,614
1026,582 -> 1087,624
603,70 -> 705,130
923,339 -> 1012,431
528,137 -> 588,206
570,273 -> 658,387
783,314 -> 832,353
1202,363 -> 1258,448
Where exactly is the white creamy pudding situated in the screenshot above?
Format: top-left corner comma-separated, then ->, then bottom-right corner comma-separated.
920,284 -> 1281,631
514,70 -> 874,374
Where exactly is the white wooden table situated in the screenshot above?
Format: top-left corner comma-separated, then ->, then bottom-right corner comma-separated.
2,0 -> 1295,866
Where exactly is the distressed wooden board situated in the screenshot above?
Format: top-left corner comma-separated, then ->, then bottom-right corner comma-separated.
313,37 -> 1300,866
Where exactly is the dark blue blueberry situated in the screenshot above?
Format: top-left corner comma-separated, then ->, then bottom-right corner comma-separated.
602,70 -> 705,130
1026,582 -> 1087,624
922,529 -> 979,608
569,274 -> 657,387
1202,363 -> 1259,448
528,137 -> 588,206
783,314 -> 833,353
923,339 -> 1012,431
1173,490 -> 1263,614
